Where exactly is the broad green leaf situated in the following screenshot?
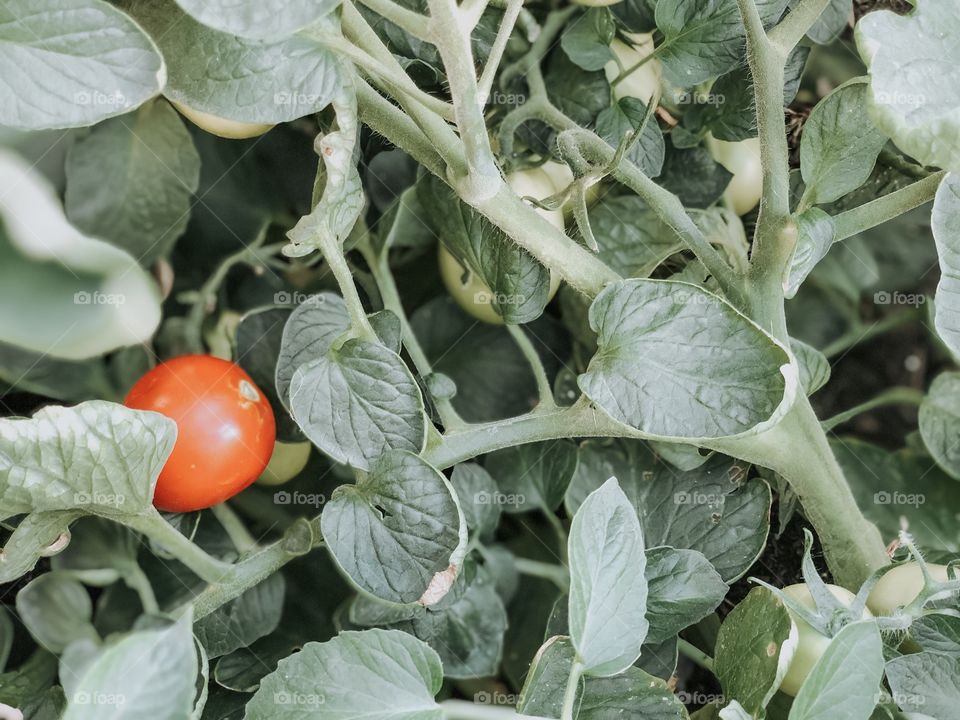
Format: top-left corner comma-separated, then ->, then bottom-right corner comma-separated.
655,0 -> 745,86
800,80 -> 888,206
586,197 -> 679,277
659,142 -> 733,208
886,651 -> 960,719
173,0 -> 340,40
596,98 -> 666,179
0,607 -> 12,671
0,342 -> 116,403
578,279 -> 793,440
0,151 -> 163,359
568,444 -> 770,582
0,401 -> 176,521
919,372 -> 960,480
194,573 -> 285,658
123,0 -> 342,124
0,511 -> 82,584
793,0 -> 850,44
63,614 -> 197,720
321,451 -> 466,605
385,566 -> 508,679
284,82 -> 364,258
246,629 -> 444,720
836,438 -> 960,552
715,587 -> 796,716
0,651 -> 59,710
0,0 -> 164,130
568,479 -> 649,676
418,174 -> 552,324
561,8 -> 616,71
450,463 -> 501,537
791,338 -> 831,396
234,307 -> 302,440
51,517 -> 140,587
857,1 -> 960,172
789,621 -> 884,720
910,614 -> 960,655
16,573 -> 99,654
645,547 -> 727,644
65,100 -> 200,266
485,440 -> 578,514
785,208 -> 836,299
518,636 -> 687,719
289,339 -> 426,470
275,293 -> 351,408
932,173 -> 960,358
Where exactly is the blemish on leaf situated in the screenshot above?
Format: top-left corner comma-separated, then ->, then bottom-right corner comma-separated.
418,564 -> 458,606
766,641 -> 778,656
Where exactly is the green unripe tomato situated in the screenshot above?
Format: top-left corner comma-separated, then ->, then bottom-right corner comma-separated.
171,101 -> 274,140
438,167 -> 564,324
604,33 -> 662,105
779,583 -> 872,697
866,562 -> 949,615
711,137 -> 763,216
257,440 -> 312,486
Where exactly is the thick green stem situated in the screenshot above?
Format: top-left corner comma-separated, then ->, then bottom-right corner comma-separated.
477,0 -> 523,105
124,510 -> 233,584
768,0 -> 832,53
356,0 -> 433,42
560,659 -> 583,720
319,233 -> 377,341
512,556 -> 569,590
211,502 -> 260,554
677,638 -> 714,672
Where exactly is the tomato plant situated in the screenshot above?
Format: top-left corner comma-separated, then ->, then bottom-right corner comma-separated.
2,0 -> 960,719
125,355 -> 276,512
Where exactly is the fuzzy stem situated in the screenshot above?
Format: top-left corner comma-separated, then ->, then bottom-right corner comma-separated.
506,324 -> 557,411
832,172 -> 946,242
821,387 -> 925,431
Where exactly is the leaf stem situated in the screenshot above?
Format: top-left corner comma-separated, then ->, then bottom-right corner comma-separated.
506,325 -> 557,411
832,171 -> 946,242
210,503 -> 260,554
318,233 -> 377,342
821,308 -> 921,359
123,562 -> 160,615
768,0 -> 832,54
440,700 -> 549,720
124,510 -> 233,585
559,658 -> 583,720
512,556 -> 569,590
677,638 -> 714,672
821,387 -> 925,431
477,0 -> 523,106
356,0 -> 434,42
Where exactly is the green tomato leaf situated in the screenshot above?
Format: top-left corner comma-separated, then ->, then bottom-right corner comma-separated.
714,586 -> 796,716
15,573 -> 100,654
418,175 -> 552,324
123,0 -> 342,124
0,150 -> 163,360
0,401 -> 176,521
658,142 -> 734,208
587,196 -> 680,278
792,0 -> 850,45
63,614 -> 197,720
194,573 -> 285,659
578,279 -> 794,440
885,651 -> 960,719
788,621 -> 884,720
518,635 -> 686,719
561,9 -> 616,71
568,444 -> 770,582
932,173 -> 960,358
857,0 -> 960,172
450,463 -> 502,537
321,451 -> 467,605
784,208 -> 836,299
289,339 -> 426,470
919,372 -> 960,480
596,98 -> 666,179
645,547 -> 727,644
50,517 -> 140,587
909,614 -> 960,656
791,338 -> 831,396
173,0 -> 340,40
276,293 -> 351,408
0,0 -> 164,130
64,100 -> 200,266
246,629 -> 444,720
800,80 -> 888,206
0,511 -> 83,585
568,478 -> 649,676
484,440 -> 578,514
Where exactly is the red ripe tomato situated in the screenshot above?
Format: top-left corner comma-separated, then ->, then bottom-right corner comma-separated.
125,355 -> 276,512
